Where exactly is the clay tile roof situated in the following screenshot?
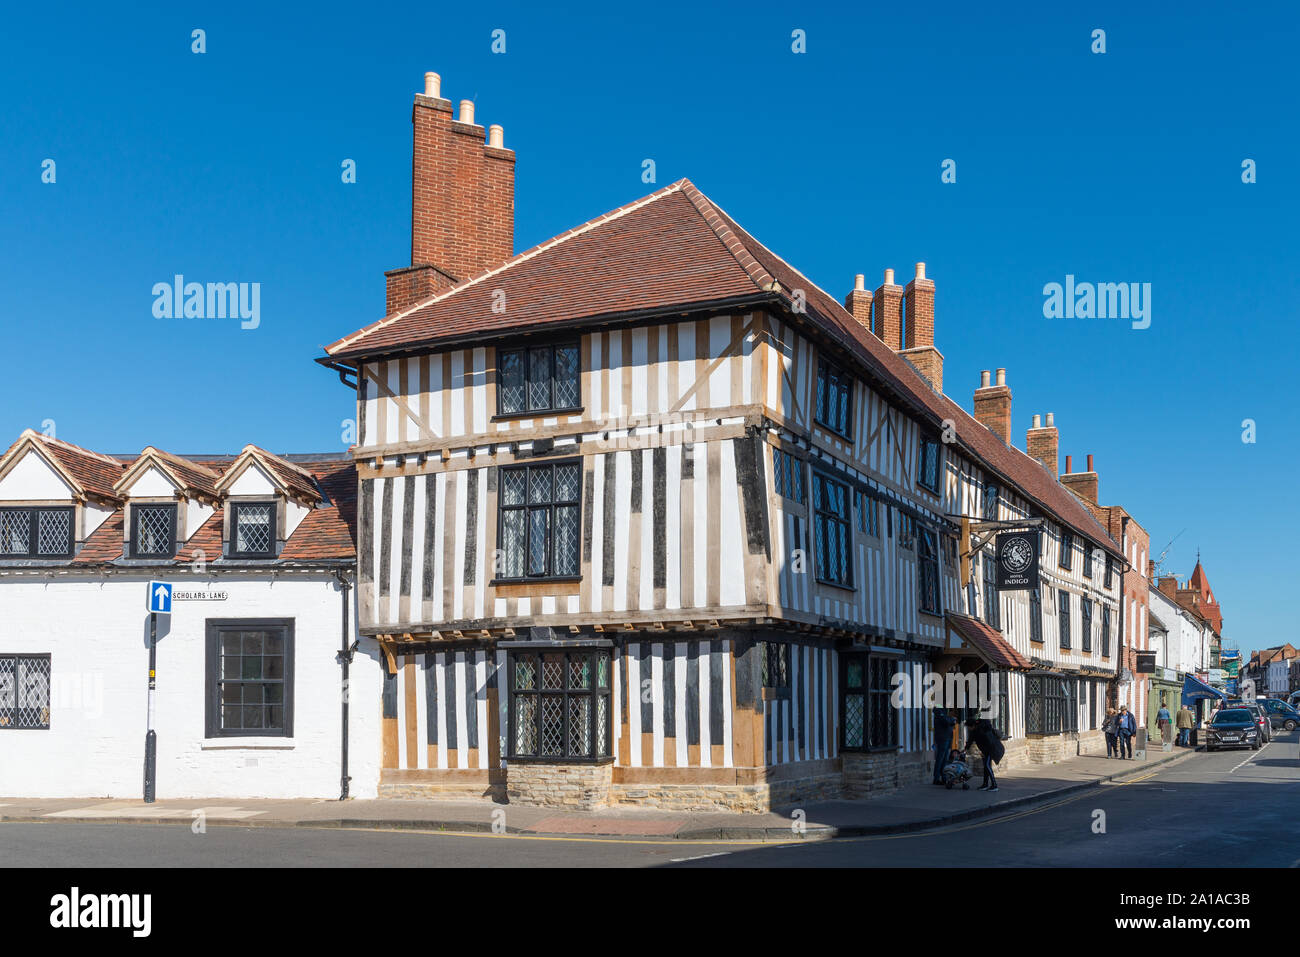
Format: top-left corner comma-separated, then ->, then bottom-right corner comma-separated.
1,431 -> 127,502
323,179 -> 1118,553
118,448 -> 221,499
242,446 -> 324,503
278,459 -> 356,560
178,508 -> 224,564
72,510 -> 125,563
946,614 -> 1033,671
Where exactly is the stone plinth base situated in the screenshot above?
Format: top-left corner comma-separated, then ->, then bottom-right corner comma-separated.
506,761 -> 612,809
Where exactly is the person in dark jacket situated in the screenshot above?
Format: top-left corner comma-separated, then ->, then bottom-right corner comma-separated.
1102,707 -> 1119,757
932,708 -> 956,785
965,717 -> 1005,791
1116,705 -> 1137,759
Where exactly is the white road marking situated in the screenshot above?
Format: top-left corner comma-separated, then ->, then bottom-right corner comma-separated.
669,851 -> 731,863
1229,742 -> 1269,773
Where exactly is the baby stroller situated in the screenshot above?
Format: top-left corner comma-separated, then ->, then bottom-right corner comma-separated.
941,749 -> 972,790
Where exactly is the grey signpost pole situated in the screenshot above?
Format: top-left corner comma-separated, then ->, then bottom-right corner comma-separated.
144,609 -> 157,803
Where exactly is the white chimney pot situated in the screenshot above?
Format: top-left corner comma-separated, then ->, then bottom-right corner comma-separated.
1032,414 -> 1042,428
458,100 -> 475,124
488,124 -> 504,148
995,368 -> 1007,386
915,262 -> 926,280
1046,412 -> 1055,426
884,268 -> 895,286
854,274 -> 865,292
424,72 -> 441,98
980,370 -> 991,388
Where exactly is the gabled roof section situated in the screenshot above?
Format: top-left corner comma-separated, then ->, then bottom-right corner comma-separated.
214,445 -> 324,505
0,429 -> 125,503
113,447 -> 221,501
323,180 -> 777,360
322,179 -> 1118,553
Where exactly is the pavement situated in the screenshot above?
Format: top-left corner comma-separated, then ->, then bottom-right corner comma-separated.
0,741 -> 1202,842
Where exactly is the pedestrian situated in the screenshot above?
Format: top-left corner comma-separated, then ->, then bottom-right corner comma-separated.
1102,707 -> 1119,758
932,708 -> 956,785
965,716 -> 1005,792
1176,702 -> 1195,747
1117,704 -> 1137,758
1157,702 -> 1173,748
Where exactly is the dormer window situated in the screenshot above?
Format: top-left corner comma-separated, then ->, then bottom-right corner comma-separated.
0,506 -> 74,558
131,504 -> 177,558
230,501 -> 277,558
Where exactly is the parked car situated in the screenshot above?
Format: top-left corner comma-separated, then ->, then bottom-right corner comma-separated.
1204,707 -> 1261,752
1256,697 -> 1300,732
1217,700 -> 1272,742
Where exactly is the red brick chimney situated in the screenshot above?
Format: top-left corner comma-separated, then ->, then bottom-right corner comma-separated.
844,274 -> 873,331
1026,412 -> 1059,474
874,268 -> 903,350
1061,452 -> 1099,504
973,368 -> 1012,445
385,72 -> 516,315
899,262 -> 942,392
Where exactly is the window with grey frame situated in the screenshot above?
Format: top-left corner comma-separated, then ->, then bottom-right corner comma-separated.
984,484 -> 1000,520
760,641 -> 790,693
131,504 -> 177,558
497,460 -> 581,580
0,654 -> 51,729
498,343 -> 580,416
1026,673 -> 1078,735
0,506 -> 74,558
229,501 -> 277,558
1082,539 -> 1094,578
841,654 -> 898,751
854,489 -> 878,536
918,527 -> 941,615
772,448 -> 805,503
1059,528 -> 1073,570
982,554 -> 1000,630
508,648 -> 611,761
814,358 -> 853,439
1030,587 -> 1044,643
205,620 -> 293,737
1101,605 -> 1111,656
1058,590 -> 1072,649
1081,597 -> 1093,652
918,434 -> 941,494
812,471 -> 852,588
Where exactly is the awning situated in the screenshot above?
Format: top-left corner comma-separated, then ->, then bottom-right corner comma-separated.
1181,672 -> 1226,706
943,614 -> 1033,671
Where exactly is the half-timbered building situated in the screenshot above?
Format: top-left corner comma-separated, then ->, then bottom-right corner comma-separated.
318,72 -> 1127,810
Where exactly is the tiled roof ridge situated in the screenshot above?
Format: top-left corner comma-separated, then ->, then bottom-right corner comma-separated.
240,444 -> 321,483
676,181 -> 777,293
23,429 -> 125,468
698,195 -> 1119,552
325,180 -> 690,356
141,446 -> 222,479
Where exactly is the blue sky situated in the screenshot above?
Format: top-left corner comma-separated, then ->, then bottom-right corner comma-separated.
2,1 -> 1294,655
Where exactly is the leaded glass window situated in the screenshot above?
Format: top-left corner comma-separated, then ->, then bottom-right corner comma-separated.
812,471 -> 852,587
814,358 -> 853,438
498,343 -> 581,415
0,655 -> 51,729
230,501 -> 276,557
918,435 -> 941,494
982,554 -> 1000,630
842,655 -> 899,751
131,504 -> 176,558
919,528 -> 941,615
1058,590 -> 1072,649
1081,598 -> 1093,652
0,506 -> 74,558
508,648 -> 611,760
498,461 -> 581,580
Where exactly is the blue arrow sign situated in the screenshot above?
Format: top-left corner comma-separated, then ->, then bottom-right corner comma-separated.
148,581 -> 173,615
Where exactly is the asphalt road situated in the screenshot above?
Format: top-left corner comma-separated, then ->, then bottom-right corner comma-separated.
4,731 -> 1297,868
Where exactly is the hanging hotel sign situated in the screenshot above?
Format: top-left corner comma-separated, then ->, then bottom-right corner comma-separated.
1136,652 -> 1157,673
994,531 -> 1039,589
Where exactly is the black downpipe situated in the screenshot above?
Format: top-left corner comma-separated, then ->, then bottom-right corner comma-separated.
334,570 -> 354,800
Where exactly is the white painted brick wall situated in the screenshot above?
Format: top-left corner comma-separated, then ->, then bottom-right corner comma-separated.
0,573 -> 382,799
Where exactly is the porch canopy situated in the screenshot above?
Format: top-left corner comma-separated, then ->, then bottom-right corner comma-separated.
940,614 -> 1033,673
1181,673 -> 1226,707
